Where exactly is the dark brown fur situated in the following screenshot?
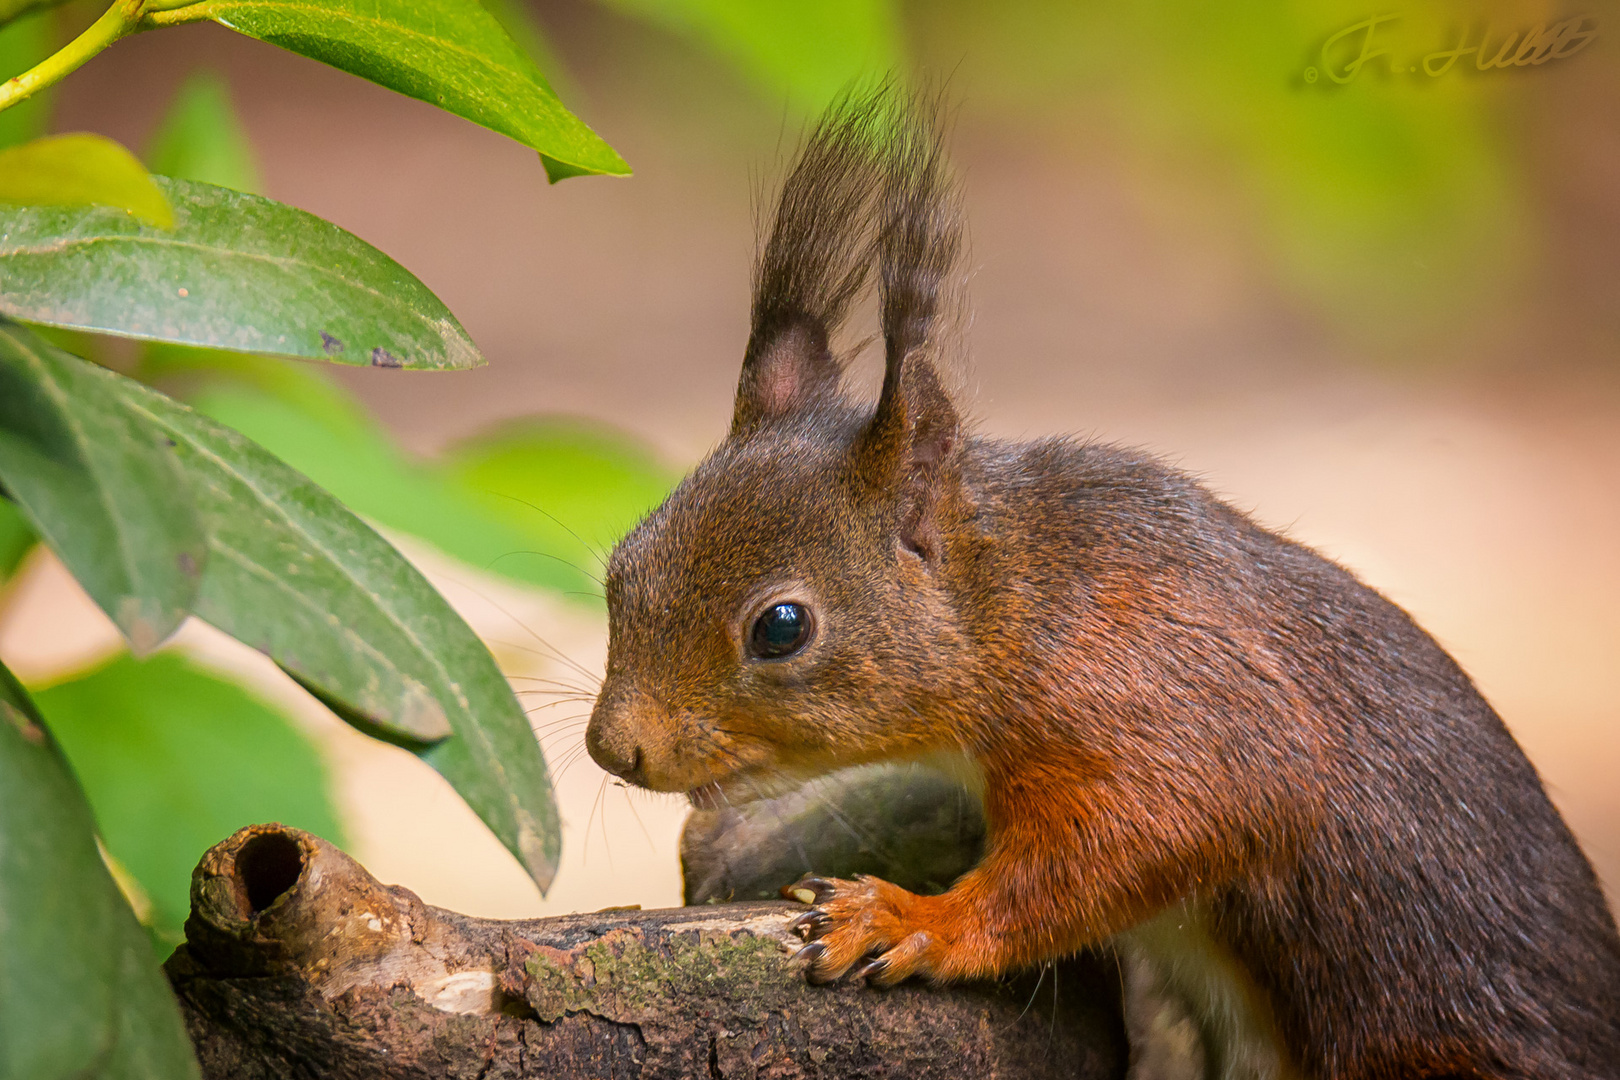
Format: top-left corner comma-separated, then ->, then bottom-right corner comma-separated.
587,89 -> 1620,1080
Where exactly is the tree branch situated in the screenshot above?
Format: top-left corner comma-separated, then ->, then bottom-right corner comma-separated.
166,823 -> 1129,1079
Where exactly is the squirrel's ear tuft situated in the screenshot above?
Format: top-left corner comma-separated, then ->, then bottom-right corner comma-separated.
732,91 -> 888,436
856,92 -> 966,564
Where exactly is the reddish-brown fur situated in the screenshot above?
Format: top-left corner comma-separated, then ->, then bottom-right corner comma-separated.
586,91 -> 1620,1079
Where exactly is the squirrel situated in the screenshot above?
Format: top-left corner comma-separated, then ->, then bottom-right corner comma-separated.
585,89 -> 1620,1079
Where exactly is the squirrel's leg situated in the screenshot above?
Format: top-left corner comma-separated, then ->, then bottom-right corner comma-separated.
785,771 -> 1195,986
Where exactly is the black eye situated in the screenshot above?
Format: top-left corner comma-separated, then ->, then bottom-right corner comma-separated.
748,602 -> 814,659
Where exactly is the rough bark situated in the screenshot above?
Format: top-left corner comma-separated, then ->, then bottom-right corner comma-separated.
166,822 -> 1129,1079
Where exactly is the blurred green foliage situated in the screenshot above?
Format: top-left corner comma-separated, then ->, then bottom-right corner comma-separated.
0,132 -> 175,226
0,0 -> 64,27
0,496 -> 32,580
142,346 -> 670,601
918,0 -> 1532,351
550,0 -> 1544,354
438,416 -> 670,590
145,71 -> 263,194
0,9 -> 52,149
33,652 -> 344,952
596,0 -> 902,109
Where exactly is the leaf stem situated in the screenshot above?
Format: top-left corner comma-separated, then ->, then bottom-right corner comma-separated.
0,0 -> 144,115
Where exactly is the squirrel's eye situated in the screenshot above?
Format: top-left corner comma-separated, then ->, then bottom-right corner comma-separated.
748,602 -> 814,659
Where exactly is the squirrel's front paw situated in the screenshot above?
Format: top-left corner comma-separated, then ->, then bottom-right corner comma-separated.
781,874 -> 944,987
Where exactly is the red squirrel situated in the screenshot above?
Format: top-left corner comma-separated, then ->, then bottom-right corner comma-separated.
585,90 -> 1620,1079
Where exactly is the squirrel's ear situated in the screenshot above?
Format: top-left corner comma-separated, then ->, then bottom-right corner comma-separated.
732,321 -> 841,433
858,353 -> 961,563
730,92 -> 888,437
854,92 -> 965,564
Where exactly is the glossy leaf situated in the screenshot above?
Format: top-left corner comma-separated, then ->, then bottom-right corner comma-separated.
0,321 -> 206,652
0,658 -> 202,1080
35,652 -> 344,950
145,70 -> 263,194
148,0 -> 629,181
108,369 -> 560,889
0,335 -> 556,885
0,133 -> 174,228
0,176 -> 482,367
478,0 -> 575,104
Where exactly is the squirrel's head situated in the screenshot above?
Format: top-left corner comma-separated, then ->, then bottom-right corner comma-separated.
587,91 -> 975,802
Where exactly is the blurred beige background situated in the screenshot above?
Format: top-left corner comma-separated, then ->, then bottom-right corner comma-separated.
5,1 -> 1616,916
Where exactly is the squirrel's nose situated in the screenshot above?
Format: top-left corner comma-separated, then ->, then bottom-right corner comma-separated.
585,715 -> 644,784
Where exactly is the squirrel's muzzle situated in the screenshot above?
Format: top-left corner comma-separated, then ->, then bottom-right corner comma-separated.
586,687 -> 662,788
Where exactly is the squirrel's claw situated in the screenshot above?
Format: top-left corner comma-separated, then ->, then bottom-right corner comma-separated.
857,931 -> 934,986
788,909 -> 831,939
794,941 -> 827,963
849,955 -> 888,982
794,941 -> 841,985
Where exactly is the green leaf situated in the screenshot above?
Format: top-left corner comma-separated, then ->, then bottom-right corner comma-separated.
145,70 -> 263,195
0,658 -> 202,1080
109,368 -> 560,889
0,176 -> 483,368
33,652 -> 344,950
0,495 -> 34,581
597,0 -> 902,109
0,133 -> 174,228
149,0 -> 629,181
0,321 -> 206,653
0,10 -> 56,150
0,336 -> 556,887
